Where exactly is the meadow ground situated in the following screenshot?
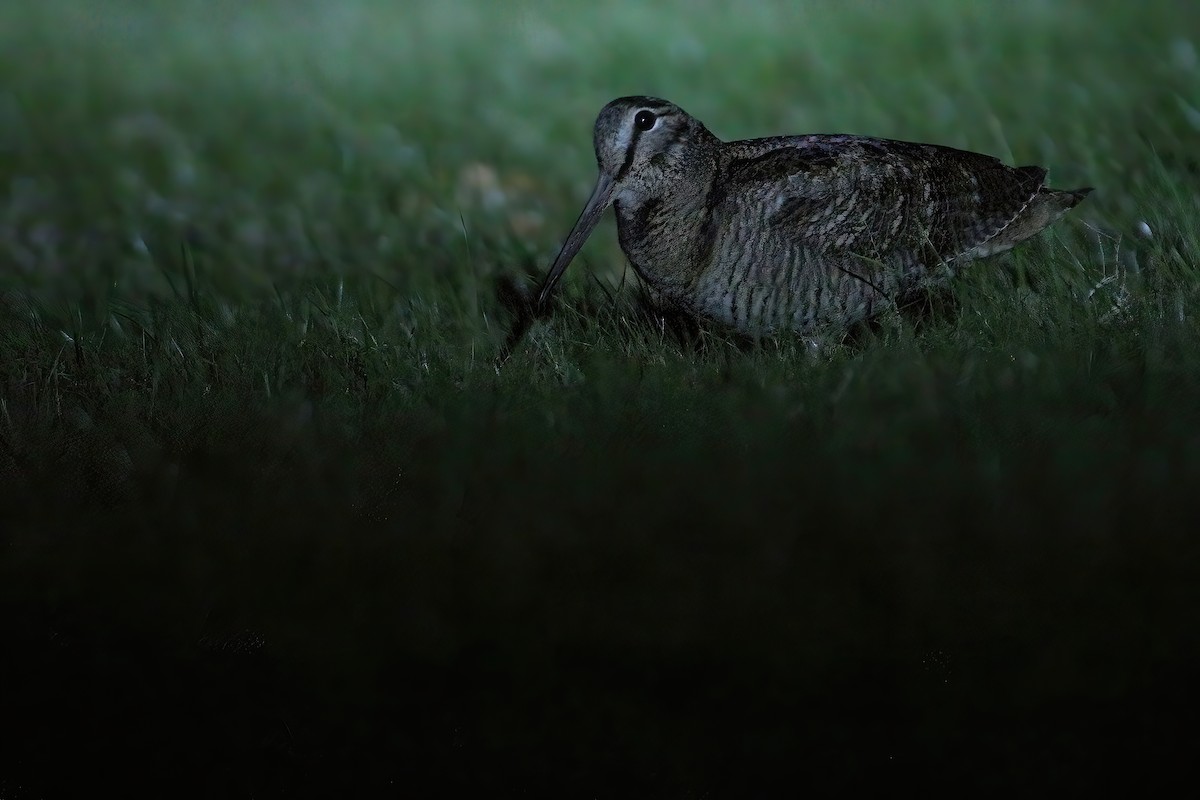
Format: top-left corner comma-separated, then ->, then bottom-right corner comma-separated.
1,0 -> 1199,794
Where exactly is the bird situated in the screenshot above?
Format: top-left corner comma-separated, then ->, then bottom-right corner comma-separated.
535,96 -> 1091,338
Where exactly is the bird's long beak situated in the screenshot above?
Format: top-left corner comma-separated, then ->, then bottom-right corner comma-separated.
536,172 -> 616,310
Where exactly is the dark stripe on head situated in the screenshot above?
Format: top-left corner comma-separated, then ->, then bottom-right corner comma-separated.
610,98 -> 680,180
616,125 -> 644,181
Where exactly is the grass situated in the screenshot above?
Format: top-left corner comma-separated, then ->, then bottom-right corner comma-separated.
2,0 -> 1199,795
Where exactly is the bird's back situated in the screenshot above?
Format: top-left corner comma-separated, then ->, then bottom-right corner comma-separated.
678,134 -> 1089,334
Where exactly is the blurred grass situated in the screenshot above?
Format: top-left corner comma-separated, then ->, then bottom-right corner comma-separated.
2,0 -> 1200,795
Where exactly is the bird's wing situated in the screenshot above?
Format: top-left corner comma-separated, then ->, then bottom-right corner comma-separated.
717,136 -> 1047,264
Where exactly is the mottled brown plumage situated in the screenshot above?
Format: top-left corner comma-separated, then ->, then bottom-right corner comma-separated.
537,96 -> 1091,336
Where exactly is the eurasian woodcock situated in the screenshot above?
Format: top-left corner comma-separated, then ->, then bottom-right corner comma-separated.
536,96 -> 1091,336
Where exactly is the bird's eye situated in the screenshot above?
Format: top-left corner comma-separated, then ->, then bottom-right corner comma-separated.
634,110 -> 657,131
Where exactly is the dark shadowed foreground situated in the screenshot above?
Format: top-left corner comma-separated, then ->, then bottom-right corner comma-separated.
3,299 -> 1199,794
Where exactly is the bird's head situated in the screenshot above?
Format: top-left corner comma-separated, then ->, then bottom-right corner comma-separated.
536,96 -> 712,308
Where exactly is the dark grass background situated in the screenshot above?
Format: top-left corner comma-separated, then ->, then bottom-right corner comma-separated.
2,0 -> 1200,795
